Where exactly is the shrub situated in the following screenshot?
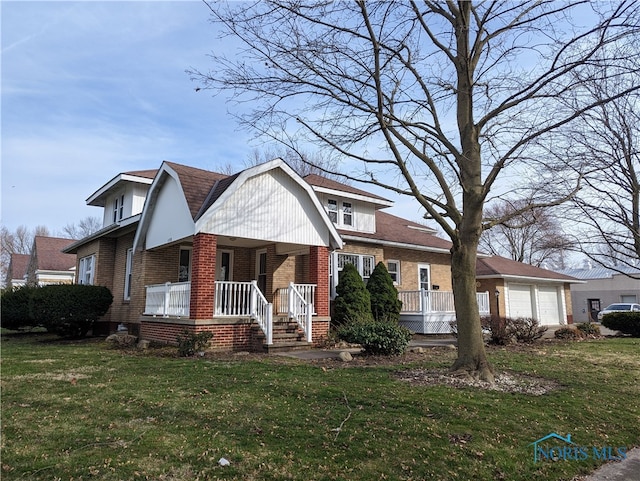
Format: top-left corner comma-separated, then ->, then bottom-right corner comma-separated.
507,317 -> 548,343
29,284 -> 113,338
576,322 -> 601,337
554,327 -> 583,340
1,285 -> 39,331
366,262 -> 402,323
176,330 -> 214,357
333,263 -> 372,326
601,312 -> 640,337
337,321 -> 412,355
482,315 -> 512,345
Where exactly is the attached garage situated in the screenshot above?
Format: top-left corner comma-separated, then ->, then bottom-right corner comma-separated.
538,285 -> 563,325
507,284 -> 534,318
477,256 -> 580,326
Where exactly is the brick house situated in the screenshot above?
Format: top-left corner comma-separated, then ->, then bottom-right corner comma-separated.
63,158 -> 574,349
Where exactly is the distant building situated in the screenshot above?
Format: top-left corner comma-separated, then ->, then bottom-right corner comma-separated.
558,265 -> 640,322
5,253 -> 30,288
25,236 -> 77,286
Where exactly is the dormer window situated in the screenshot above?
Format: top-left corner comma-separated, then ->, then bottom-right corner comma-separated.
342,202 -> 352,226
113,194 -> 124,223
327,199 -> 338,223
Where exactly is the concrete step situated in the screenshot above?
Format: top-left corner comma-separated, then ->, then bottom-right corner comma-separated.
264,341 -> 313,353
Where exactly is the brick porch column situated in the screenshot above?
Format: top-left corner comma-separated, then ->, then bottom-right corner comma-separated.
309,246 -> 330,316
190,233 -> 217,319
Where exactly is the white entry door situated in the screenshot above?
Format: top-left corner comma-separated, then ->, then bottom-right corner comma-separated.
216,250 -> 233,281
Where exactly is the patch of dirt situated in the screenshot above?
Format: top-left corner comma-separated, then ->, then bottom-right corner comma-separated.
394,368 -> 561,395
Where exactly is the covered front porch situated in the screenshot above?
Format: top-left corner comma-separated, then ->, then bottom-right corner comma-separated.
143,279 -> 317,346
398,290 -> 490,334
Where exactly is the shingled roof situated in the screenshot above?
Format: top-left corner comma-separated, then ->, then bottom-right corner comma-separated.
339,210 -> 452,252
476,255 -> 578,282
304,174 -> 391,203
164,162 -> 231,220
31,236 -> 77,271
6,253 -> 30,284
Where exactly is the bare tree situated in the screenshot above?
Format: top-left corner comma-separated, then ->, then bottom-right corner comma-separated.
559,80 -> 639,276
246,146 -> 344,180
61,216 -> 101,240
1,225 -> 50,286
480,201 -> 573,268
190,1 -> 640,381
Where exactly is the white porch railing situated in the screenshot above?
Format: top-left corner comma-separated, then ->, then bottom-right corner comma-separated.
287,282 -> 313,343
276,284 -> 316,315
144,281 -> 191,317
215,281 -> 273,345
398,290 -> 490,315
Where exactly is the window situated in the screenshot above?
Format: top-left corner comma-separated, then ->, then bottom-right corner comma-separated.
112,194 -> 124,223
178,247 -> 192,282
327,199 -> 338,223
79,255 -> 95,285
342,202 -> 352,226
257,250 -> 267,295
387,260 -> 400,284
124,248 -> 133,300
332,253 -> 375,293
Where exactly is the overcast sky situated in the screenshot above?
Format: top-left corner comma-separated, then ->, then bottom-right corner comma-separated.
3,1 -> 423,237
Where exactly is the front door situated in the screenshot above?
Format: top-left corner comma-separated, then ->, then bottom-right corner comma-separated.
588,299 -> 601,322
418,265 -> 431,291
256,250 -> 267,295
216,250 -> 233,281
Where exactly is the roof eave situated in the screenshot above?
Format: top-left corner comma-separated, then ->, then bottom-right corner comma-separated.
341,234 -> 451,254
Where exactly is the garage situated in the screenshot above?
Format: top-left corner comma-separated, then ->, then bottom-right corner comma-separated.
508,284 -> 534,318
538,285 -> 562,325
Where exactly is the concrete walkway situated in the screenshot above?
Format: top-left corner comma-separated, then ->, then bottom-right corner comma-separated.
579,448 -> 640,480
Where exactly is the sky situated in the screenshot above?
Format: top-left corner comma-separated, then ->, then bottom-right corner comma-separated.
2,0 -> 424,236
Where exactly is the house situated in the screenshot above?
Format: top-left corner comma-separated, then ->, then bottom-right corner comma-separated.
558,265 -> 640,322
476,256 -> 578,325
63,158 -> 575,348
25,236 -> 77,286
5,253 -> 30,288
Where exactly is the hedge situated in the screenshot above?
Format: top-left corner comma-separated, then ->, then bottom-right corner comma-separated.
601,312 -> 640,337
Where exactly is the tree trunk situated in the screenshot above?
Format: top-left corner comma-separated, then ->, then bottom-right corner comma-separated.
449,232 -> 495,383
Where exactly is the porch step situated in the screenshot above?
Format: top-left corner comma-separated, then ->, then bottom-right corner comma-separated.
251,318 -> 313,353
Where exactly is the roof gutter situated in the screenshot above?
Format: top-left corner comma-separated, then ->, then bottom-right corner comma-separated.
340,234 -> 451,255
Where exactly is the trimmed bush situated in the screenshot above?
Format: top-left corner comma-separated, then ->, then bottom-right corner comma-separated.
554,327 -> 582,340
1,285 -> 39,331
601,312 -> 640,337
507,317 -> 547,343
576,322 -> 601,336
333,263 -> 372,325
366,262 -> 402,323
176,330 -> 214,357
29,284 -> 113,338
337,321 -> 412,355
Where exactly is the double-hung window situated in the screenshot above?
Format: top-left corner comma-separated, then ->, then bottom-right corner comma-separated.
79,255 -> 95,285
331,252 -> 375,297
387,260 -> 400,284
178,247 -> 192,282
342,202 -> 353,226
327,199 -> 338,223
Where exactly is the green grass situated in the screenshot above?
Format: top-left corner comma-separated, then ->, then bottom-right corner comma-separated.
1,334 -> 639,481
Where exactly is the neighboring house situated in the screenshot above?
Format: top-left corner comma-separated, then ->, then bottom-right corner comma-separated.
63,158 -> 575,348
558,265 -> 640,322
475,256 -> 579,326
5,253 -> 30,288
25,236 -> 77,286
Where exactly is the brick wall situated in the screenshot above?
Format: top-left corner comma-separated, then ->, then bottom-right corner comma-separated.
309,246 -> 330,316
140,320 -> 253,350
190,233 -> 217,319
311,318 -> 330,345
382,247 -> 452,291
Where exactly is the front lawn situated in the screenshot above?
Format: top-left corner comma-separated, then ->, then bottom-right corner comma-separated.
1,334 -> 638,480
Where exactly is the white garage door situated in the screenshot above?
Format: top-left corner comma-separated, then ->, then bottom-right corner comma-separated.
538,286 -> 562,325
508,284 -> 534,318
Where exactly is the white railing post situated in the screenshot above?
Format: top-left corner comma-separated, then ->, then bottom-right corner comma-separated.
163,282 -> 171,317
250,280 -> 258,318
266,303 -> 273,345
305,306 -> 313,343
288,282 -> 295,317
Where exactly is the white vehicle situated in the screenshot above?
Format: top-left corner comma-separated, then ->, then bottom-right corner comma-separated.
597,303 -> 640,321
